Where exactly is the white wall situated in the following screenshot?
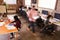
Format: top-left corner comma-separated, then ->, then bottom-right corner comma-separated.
38,0 -> 56,10
25,0 -> 31,7
4,0 -> 16,4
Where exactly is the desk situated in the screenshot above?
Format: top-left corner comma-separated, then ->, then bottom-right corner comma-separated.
54,22 -> 60,26
39,14 -> 60,26
40,14 -> 60,31
0,19 -> 18,40
0,20 -> 18,35
0,25 -> 18,35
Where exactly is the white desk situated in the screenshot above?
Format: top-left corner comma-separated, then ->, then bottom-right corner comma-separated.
39,14 -> 60,31
40,14 -> 60,26
40,14 -> 47,21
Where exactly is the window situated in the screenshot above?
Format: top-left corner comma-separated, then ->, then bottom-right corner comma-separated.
25,0 -> 31,7
38,0 -> 57,10
32,0 -> 37,4
4,0 -> 16,4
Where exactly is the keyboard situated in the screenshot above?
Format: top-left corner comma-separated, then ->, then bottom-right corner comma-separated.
53,18 -> 60,23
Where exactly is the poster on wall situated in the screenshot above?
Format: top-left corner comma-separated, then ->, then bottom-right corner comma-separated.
38,0 -> 57,10
4,0 -> 16,4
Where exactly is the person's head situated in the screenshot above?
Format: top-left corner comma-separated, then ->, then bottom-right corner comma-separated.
19,5 -> 23,8
28,7 -> 31,10
3,13 -> 7,17
32,5 -> 35,9
14,15 -> 19,21
19,6 -> 22,8
35,9 -> 38,11
23,6 -> 27,11
19,6 -> 23,10
47,15 -> 53,19
32,6 -> 35,8
24,6 -> 27,9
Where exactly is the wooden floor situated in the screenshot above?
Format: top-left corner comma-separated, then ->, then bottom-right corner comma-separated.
11,15 -> 60,40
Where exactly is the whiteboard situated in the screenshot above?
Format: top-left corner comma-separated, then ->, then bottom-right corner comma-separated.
25,0 -> 31,7
4,0 -> 16,4
38,0 -> 56,10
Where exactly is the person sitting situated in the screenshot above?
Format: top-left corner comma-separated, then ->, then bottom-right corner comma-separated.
2,13 -> 10,22
41,22 -> 56,35
36,16 -> 44,29
23,6 -> 27,12
27,7 -> 32,22
3,13 -> 7,17
2,13 -> 8,20
45,15 -> 53,25
19,6 -> 23,16
0,13 -> 3,22
19,6 -> 27,19
27,7 -> 31,17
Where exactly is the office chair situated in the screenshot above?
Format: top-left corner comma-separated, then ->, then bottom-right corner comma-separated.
41,23 -> 56,35
36,17 -> 45,29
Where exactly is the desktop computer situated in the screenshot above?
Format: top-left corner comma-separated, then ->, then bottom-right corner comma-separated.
41,10 -> 48,20
54,13 -> 60,21
54,13 -> 60,19
42,10 -> 48,15
52,13 -> 60,26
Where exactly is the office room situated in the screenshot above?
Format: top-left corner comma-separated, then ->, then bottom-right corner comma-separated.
0,0 -> 60,40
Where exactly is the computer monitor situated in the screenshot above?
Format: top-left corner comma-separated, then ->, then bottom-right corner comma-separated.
42,10 -> 48,15
54,13 -> 60,20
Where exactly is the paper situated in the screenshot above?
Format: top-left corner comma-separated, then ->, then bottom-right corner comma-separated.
7,14 -> 16,21
5,24 -> 16,30
0,22 -> 5,26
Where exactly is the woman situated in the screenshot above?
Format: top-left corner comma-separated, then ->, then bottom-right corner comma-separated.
11,15 -> 21,39
45,15 -> 53,25
12,15 -> 21,30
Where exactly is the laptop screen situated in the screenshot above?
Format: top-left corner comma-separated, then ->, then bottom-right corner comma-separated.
42,10 -> 48,15
54,13 -> 60,20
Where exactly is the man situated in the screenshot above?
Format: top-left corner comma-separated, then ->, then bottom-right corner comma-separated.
28,6 -> 39,33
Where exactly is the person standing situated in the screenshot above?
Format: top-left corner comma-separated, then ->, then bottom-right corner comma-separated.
28,6 -> 39,33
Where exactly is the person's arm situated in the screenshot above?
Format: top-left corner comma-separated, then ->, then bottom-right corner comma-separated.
11,21 -> 16,23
